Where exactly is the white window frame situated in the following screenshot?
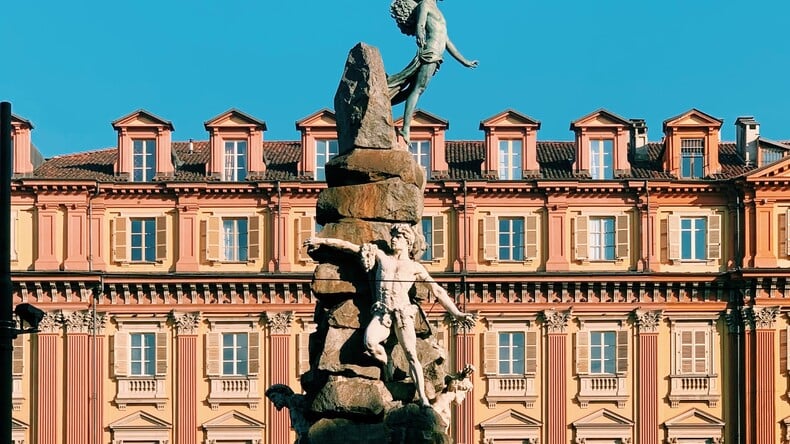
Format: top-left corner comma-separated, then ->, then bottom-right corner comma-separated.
575,317 -> 629,408
113,315 -> 168,410
222,217 -> 249,262
315,139 -> 338,181
588,216 -> 616,261
409,140 -> 431,179
129,217 -> 157,263
575,212 -> 630,263
483,213 -> 539,264
221,332 -> 249,376
667,313 -> 720,408
223,140 -> 248,181
132,139 -> 156,182
205,315 -> 261,409
420,214 -> 445,263
680,138 -> 705,179
129,332 -> 156,376
498,139 -> 523,180
483,319 -> 538,408
111,211 -> 168,265
589,138 -> 614,180
667,211 -> 721,265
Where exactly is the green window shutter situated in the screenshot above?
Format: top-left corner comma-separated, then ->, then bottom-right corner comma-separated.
12,336 -> 23,375
525,331 -> 537,374
112,217 -> 129,263
780,211 -> 788,257
155,215 -> 167,262
574,216 -> 588,261
248,332 -> 260,375
616,330 -> 628,374
248,215 -> 260,261
113,331 -> 130,377
297,216 -> 314,262
668,214 -> 681,261
707,213 -> 721,260
576,331 -> 589,374
525,214 -> 538,260
155,332 -> 167,376
483,216 -> 498,261
616,214 -> 630,260
483,331 -> 498,375
205,217 -> 220,262
206,332 -> 221,376
432,214 -> 445,260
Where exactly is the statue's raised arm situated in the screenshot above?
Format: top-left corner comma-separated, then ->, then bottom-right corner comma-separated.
388,0 -> 478,144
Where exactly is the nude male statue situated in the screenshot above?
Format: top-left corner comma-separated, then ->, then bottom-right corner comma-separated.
389,0 -> 478,143
304,223 -> 475,406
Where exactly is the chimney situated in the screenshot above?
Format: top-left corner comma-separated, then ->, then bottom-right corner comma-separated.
630,119 -> 649,161
735,116 -> 759,166
188,138 -> 194,154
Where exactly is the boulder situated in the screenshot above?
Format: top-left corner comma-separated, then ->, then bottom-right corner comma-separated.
311,375 -> 394,417
308,418 -> 388,444
316,178 -> 423,225
311,263 -> 370,298
325,149 -> 425,189
316,326 -> 381,380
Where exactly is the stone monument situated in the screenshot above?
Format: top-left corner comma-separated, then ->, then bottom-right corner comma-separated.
265,42 -> 476,444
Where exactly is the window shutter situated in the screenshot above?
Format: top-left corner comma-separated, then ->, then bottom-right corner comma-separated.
155,216 -> 167,262
616,214 -> 630,260
205,217 -> 221,262
525,214 -> 538,260
574,216 -> 588,261
155,332 -> 167,376
576,331 -> 589,374
248,332 -> 260,375
698,330 -> 709,374
297,216 -> 314,262
112,217 -> 129,263
525,331 -> 537,374
298,331 -> 311,375
248,215 -> 260,261
616,330 -> 628,373
432,215 -> 445,259
783,328 -> 789,373
668,214 -> 681,261
780,211 -> 788,257
10,210 -> 17,262
483,331 -> 498,375
12,336 -> 23,375
707,213 -> 721,260
113,331 -> 130,377
680,330 -> 692,374
483,216 -> 498,261
206,332 -> 221,376
786,209 -> 790,257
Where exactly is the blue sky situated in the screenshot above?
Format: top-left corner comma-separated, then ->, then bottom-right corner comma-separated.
2,0 -> 788,158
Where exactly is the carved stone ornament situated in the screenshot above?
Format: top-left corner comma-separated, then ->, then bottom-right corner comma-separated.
543,309 -> 571,333
64,310 -> 92,333
635,309 -> 662,333
38,310 -> 63,334
263,311 -> 294,335
170,311 -> 201,335
724,309 -> 741,333
749,306 -> 779,330
86,311 -> 108,334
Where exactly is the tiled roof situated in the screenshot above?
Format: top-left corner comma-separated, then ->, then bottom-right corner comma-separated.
29,138 -> 755,183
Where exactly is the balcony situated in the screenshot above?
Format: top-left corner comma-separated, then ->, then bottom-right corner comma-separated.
668,374 -> 719,407
116,377 -> 167,410
484,374 -> 537,408
207,376 -> 260,410
577,374 -> 628,408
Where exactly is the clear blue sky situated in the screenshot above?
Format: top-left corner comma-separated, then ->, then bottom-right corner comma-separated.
2,0 -> 788,159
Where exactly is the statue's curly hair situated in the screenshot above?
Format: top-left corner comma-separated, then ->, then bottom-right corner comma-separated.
390,0 -> 419,36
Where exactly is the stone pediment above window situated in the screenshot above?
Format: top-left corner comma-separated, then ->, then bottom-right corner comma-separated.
663,408 -> 724,443
296,108 -> 337,180
479,409 -> 541,444
570,108 -> 631,180
203,410 -> 264,443
572,408 -> 633,443
480,109 -> 541,179
745,143 -> 790,181
204,108 -> 267,181
112,109 -> 176,181
662,108 -> 723,179
109,410 -> 171,444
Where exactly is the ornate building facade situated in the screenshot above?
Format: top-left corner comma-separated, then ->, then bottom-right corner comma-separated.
7,107 -> 790,444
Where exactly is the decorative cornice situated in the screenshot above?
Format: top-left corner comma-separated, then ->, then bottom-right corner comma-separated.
542,309 -> 571,333
38,311 -> 63,334
634,309 -> 663,333
262,311 -> 294,335
170,311 -> 201,336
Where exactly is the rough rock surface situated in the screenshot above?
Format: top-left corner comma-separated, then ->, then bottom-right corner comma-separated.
311,376 -> 394,417
316,178 -> 423,225
326,148 -> 425,189
384,404 -> 449,444
310,263 -> 369,297
308,418 -> 388,444
334,43 -> 398,154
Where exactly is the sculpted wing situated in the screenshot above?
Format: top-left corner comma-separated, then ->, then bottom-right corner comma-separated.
390,0 -> 419,36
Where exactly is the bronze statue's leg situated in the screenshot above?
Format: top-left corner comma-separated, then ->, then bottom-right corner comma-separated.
401,63 -> 439,144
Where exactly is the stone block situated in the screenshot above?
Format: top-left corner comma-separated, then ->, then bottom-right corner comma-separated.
325,149 -> 425,189
316,178 -> 423,225
311,375 -> 394,417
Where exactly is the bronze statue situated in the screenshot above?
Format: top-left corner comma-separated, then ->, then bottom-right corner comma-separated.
389,0 -> 478,143
265,384 -> 310,444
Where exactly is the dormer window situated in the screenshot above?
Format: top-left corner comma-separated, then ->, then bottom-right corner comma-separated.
395,110 -> 450,179
662,109 -> 723,178
133,139 -> 156,182
589,139 -> 613,180
680,138 -> 705,179
223,140 -> 248,181
409,140 -> 431,178
315,139 -> 338,181
296,109 -> 338,181
499,140 -> 523,180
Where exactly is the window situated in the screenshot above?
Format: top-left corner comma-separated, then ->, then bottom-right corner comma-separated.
761,147 -> 783,165
668,317 -> 720,407
590,139 -> 613,179
483,214 -> 539,263
498,140 -> 522,180
588,217 -> 615,261
576,320 -> 628,408
315,139 -> 338,181
223,140 -> 247,181
409,140 -> 431,179
130,333 -> 156,376
589,331 -> 616,374
420,216 -> 444,261
681,217 -> 706,261
498,332 -> 525,375
222,333 -> 248,376
132,139 -> 156,182
668,213 -> 721,263
680,138 -> 704,179
679,330 -> 707,374
130,218 -> 156,262
222,218 -> 249,262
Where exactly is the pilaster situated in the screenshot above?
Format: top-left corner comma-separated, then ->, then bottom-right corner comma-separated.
545,201 -> 569,271
450,315 -> 475,444
269,203 -> 293,272
544,309 -> 570,444
452,201 -> 477,272
175,199 -> 200,272
635,309 -> 662,444
87,312 -> 107,444
64,310 -> 91,444
63,202 -> 90,270
36,311 -> 62,444
753,199 -> 777,267
34,203 -> 60,270
263,311 -> 294,444
744,306 -> 779,444
172,311 -> 201,444
88,199 -> 107,270
743,196 -> 756,268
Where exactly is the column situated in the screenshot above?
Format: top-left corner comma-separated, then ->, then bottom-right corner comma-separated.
87,312 -> 107,444
36,312 -> 62,444
750,306 -> 779,443
64,311 -> 90,444
635,310 -> 662,444
452,201 -> 477,272
173,312 -> 201,444
545,201 -> 569,271
543,309 -> 570,444
175,199 -> 200,272
264,311 -> 294,444
63,202 -> 90,270
33,202 -> 60,270
451,317 -> 475,444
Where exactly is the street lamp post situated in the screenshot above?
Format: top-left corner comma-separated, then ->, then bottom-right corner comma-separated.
1,101 -> 15,444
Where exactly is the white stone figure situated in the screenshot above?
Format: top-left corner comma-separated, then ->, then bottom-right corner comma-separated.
431,364 -> 475,432
305,223 -> 476,406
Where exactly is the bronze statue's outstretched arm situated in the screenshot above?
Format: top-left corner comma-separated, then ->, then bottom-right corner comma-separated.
446,38 -> 478,68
